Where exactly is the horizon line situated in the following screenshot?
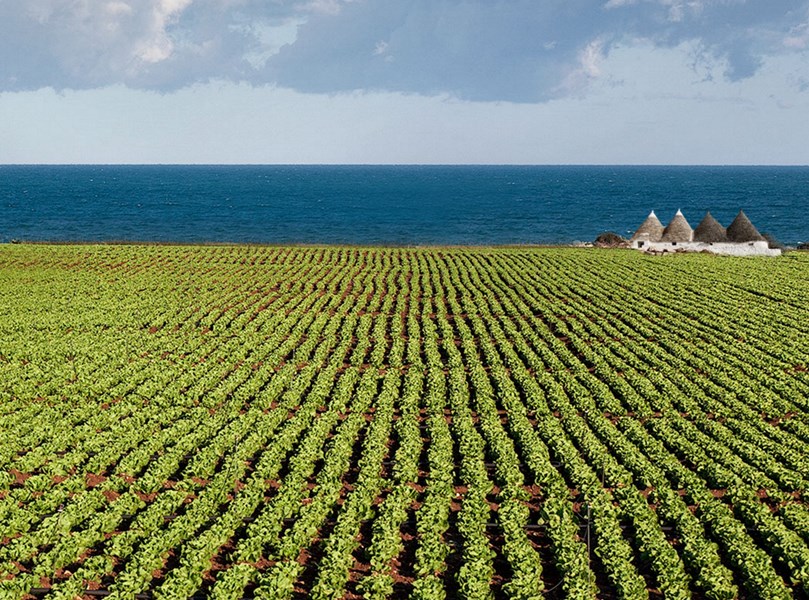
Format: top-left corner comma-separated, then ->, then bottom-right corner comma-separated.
2,163 -> 809,168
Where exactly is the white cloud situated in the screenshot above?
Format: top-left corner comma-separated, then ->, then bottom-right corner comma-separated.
373,40 -> 389,56
663,1 -> 705,23
136,0 -> 192,63
784,18 -> 809,49
105,1 -> 134,18
303,0 -> 346,16
135,0 -> 194,64
4,50 -> 807,165
581,39 -> 606,78
553,38 -> 608,96
0,0 -> 316,90
605,0 -> 704,18
0,0 -> 807,101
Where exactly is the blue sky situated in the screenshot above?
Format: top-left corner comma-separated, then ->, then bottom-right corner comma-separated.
1,0 -> 807,164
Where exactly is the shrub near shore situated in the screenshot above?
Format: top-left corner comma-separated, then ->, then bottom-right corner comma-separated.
1,245 -> 809,600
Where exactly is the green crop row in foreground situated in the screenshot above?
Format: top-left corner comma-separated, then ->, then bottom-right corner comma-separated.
1,245 -> 809,600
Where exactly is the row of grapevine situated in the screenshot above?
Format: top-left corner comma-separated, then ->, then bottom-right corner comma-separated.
1,244 -> 809,598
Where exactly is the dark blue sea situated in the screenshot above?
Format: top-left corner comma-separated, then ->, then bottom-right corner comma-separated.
1,165 -> 807,245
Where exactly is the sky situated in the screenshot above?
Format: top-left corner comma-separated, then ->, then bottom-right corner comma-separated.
0,0 -> 808,164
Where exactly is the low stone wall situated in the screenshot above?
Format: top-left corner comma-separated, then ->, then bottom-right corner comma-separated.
631,240 -> 781,257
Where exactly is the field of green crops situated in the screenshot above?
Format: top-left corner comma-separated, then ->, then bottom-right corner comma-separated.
2,245 -> 809,600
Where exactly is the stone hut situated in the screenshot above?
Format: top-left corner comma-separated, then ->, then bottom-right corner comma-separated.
628,209 -> 780,256
630,210 -> 665,244
660,209 -> 693,243
727,210 -> 765,242
693,212 -> 727,243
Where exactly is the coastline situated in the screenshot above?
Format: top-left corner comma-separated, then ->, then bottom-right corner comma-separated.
3,239 -> 596,249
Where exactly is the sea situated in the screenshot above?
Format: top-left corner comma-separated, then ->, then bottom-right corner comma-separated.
1,165 -> 808,246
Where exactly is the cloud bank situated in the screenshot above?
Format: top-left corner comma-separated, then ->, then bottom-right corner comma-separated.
1,0 -> 807,101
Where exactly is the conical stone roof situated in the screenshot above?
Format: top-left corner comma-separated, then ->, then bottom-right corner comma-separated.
726,210 -> 764,242
661,209 -> 693,243
631,210 -> 665,242
693,212 -> 727,243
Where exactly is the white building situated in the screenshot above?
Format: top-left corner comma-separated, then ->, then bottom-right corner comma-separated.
630,210 -> 781,257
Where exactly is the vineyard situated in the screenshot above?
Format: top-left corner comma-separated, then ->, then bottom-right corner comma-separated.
2,244 -> 809,600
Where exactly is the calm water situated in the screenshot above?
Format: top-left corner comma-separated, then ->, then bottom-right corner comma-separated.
1,165 -> 807,245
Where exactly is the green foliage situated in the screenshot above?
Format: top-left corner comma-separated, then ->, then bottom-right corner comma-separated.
1,245 -> 809,599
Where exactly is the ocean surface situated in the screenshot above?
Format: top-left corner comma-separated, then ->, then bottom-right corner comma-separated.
2,165 -> 808,246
